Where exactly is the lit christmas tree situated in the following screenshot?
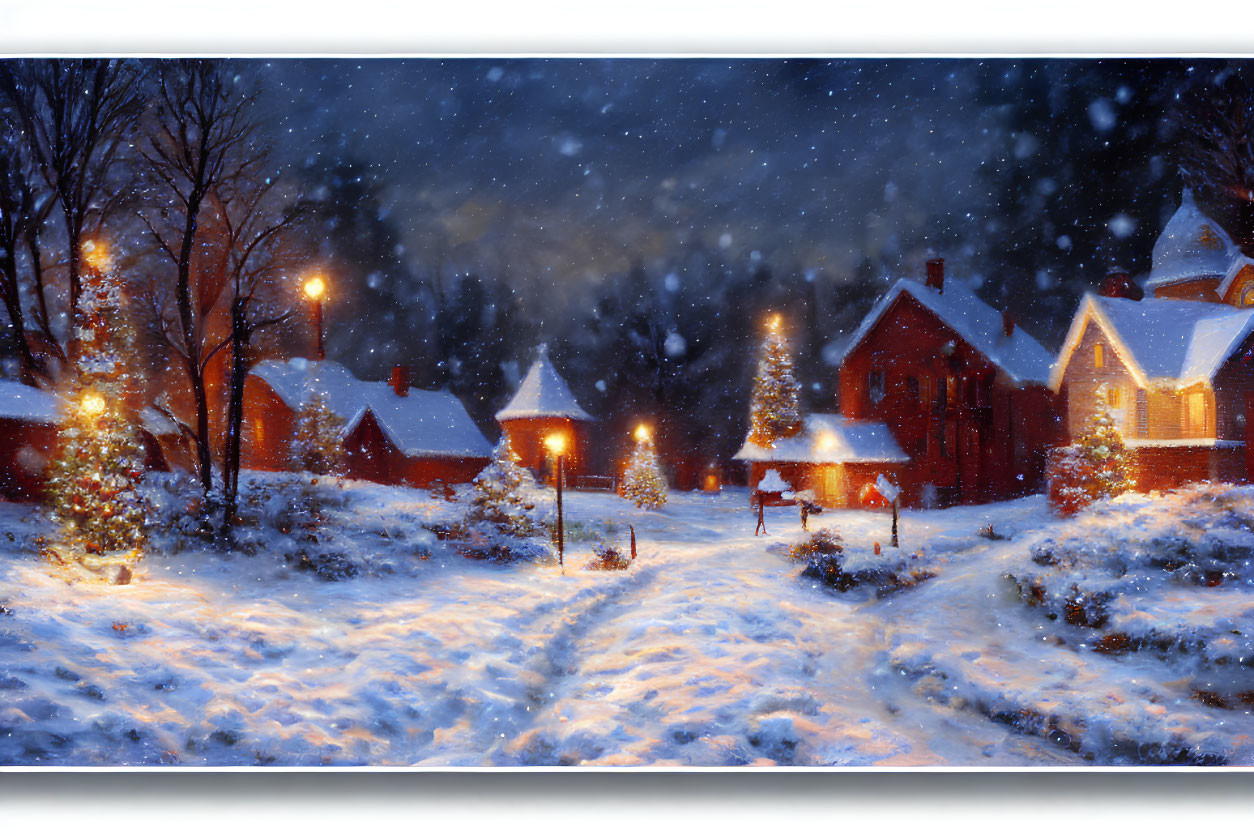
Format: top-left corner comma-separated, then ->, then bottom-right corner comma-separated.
748,314 -> 803,446
289,390 -> 347,476
619,423 -> 667,509
46,240 -> 148,560
467,436 -> 542,537
1046,384 -> 1135,515
1078,384 -> 1135,499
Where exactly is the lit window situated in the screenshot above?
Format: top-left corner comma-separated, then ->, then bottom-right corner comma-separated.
1136,390 -> 1148,437
1107,386 -> 1122,409
1187,392 -> 1207,436
1095,343 -> 1105,369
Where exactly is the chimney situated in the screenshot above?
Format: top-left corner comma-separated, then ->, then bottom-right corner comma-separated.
390,365 -> 410,397
1002,310 -> 1016,338
1099,270 -> 1144,301
925,258 -> 944,293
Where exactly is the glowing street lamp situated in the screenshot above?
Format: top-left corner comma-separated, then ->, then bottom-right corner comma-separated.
544,432 -> 567,568
303,274 -> 328,361
79,391 -> 106,419
766,313 -> 782,332
82,239 -> 112,273
633,423 -> 651,443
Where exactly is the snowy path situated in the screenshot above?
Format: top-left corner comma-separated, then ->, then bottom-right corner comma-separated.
2,479 -> 1251,766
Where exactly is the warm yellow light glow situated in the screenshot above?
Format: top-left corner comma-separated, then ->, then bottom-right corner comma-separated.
80,392 -> 106,419
544,433 -> 567,455
634,423 -> 651,443
767,313 -> 782,332
82,239 -> 112,272
815,430 -> 838,452
303,275 -> 327,301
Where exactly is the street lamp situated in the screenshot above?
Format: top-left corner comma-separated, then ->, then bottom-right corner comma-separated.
82,239 -> 112,273
302,275 -> 328,361
544,432 -> 567,568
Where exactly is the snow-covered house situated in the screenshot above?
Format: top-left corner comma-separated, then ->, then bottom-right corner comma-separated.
833,259 -> 1063,506
1053,190 -> 1254,490
495,345 -> 595,482
733,414 -> 909,507
0,380 -> 61,500
243,359 -> 493,488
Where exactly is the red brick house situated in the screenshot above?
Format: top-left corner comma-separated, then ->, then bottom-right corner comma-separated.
734,414 -> 909,507
243,358 -> 492,487
1053,190 -> 1254,491
496,345 -> 594,482
0,380 -> 61,501
833,260 -> 1063,507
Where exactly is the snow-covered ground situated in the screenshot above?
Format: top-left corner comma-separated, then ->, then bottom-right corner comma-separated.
3,474 -> 1254,766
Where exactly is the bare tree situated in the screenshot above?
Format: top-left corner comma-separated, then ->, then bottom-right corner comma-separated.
138,60 -> 262,495
214,181 -> 306,532
1178,66 -> 1254,251
0,126 -> 44,384
0,59 -> 143,332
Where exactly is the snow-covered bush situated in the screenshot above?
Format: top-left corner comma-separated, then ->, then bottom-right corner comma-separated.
1006,485 -> 1254,669
787,527 -> 843,563
585,541 -> 630,571
794,528 -> 933,596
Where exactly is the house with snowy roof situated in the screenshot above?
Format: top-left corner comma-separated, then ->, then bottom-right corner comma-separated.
495,344 -> 595,483
1053,189 -> 1254,490
831,258 -> 1063,506
0,379 -> 62,500
734,414 -> 910,508
243,359 -> 492,488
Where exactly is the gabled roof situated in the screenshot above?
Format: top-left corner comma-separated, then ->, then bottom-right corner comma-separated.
1146,188 -> 1242,290
733,414 -> 909,465
495,345 -> 593,422
1050,294 -> 1254,390
250,358 -> 492,460
834,277 -> 1055,386
0,380 -> 61,424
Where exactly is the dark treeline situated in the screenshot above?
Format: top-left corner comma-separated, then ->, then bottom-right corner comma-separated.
5,58 -> 1254,485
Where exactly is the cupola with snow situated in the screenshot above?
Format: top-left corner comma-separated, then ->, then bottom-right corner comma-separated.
495,344 -> 595,482
1147,188 -> 1242,302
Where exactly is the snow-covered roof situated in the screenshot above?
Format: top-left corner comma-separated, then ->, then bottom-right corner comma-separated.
834,277 -> 1055,386
494,345 -> 593,422
140,407 -> 181,437
733,414 -> 909,465
0,379 -> 61,424
1051,294 -> 1254,390
250,358 -> 492,460
1216,254 -> 1254,301
1146,188 -> 1242,290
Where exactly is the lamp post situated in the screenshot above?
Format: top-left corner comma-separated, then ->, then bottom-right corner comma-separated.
545,432 -> 567,568
302,275 -> 328,361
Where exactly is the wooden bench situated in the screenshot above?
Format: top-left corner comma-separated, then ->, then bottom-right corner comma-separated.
571,474 -> 616,492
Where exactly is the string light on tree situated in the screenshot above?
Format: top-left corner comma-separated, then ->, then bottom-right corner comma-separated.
1046,384 -> 1135,516
748,312 -> 803,447
619,422 -> 668,509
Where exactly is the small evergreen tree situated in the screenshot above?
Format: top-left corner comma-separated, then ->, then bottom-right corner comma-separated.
290,390 -> 347,476
748,314 -> 802,446
46,244 -> 147,557
1046,385 -> 1136,516
467,436 -> 541,537
619,425 -> 667,509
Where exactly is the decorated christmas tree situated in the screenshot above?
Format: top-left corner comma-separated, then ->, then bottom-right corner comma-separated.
467,436 -> 541,537
1045,384 -> 1135,516
748,314 -> 803,446
1078,384 -> 1135,499
46,241 -> 148,560
290,390 -> 347,476
619,424 -> 667,509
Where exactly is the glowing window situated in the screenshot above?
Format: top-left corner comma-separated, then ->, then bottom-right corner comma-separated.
1095,343 -> 1105,369
1187,393 -> 1207,435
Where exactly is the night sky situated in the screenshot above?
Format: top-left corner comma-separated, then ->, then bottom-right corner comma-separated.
257,59 -> 1014,288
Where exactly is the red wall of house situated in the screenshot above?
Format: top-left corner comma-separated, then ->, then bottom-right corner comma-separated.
242,376 -> 297,472
0,419 -> 57,501
839,294 -> 1063,506
500,416 -> 590,481
341,410 -> 488,488
1133,445 -> 1246,492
